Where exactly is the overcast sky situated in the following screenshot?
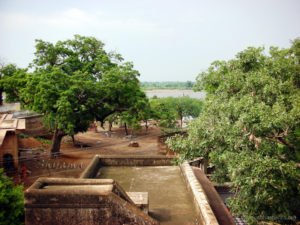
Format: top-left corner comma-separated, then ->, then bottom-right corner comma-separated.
0,0 -> 299,81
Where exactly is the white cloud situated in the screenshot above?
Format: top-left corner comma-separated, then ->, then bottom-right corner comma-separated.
0,8 -> 162,34
46,8 -> 93,27
0,12 -> 35,29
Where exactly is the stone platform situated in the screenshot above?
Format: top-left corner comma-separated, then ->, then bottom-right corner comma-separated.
25,178 -> 158,225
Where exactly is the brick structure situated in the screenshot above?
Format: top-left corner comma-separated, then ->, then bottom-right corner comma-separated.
0,114 -> 25,170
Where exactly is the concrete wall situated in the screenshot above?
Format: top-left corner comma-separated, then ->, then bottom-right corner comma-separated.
0,103 -> 20,113
79,155 -> 100,178
99,155 -> 175,166
192,167 -> 235,225
80,155 -> 176,178
0,131 -> 18,169
180,161 -> 219,225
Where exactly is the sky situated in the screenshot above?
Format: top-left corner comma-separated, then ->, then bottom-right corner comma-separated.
0,0 -> 300,81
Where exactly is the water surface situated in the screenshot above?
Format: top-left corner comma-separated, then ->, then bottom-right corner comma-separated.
145,89 -> 205,99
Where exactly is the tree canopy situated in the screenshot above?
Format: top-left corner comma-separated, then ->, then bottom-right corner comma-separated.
1,35 -> 147,155
168,39 -> 300,223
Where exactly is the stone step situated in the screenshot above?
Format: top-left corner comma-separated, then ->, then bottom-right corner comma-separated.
127,192 -> 149,214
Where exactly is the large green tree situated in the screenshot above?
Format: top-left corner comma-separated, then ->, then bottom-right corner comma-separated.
168,40 -> 300,223
20,35 -> 146,155
22,69 -> 99,155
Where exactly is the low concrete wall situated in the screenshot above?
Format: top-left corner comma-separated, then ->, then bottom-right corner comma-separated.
80,155 -> 175,178
192,167 -> 235,225
98,155 -> 175,166
180,161 -> 219,225
79,155 -> 100,178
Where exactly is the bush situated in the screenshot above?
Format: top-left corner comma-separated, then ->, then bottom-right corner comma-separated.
0,169 -> 24,225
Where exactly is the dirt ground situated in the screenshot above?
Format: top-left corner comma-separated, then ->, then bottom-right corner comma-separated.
17,126 -> 170,188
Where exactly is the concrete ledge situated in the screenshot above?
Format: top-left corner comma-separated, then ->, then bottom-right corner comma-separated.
192,167 -> 235,225
25,177 -> 134,205
80,155 -> 176,178
98,155 -> 176,166
79,155 -> 100,178
180,161 -> 219,225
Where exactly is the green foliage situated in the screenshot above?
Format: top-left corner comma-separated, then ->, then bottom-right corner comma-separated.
0,64 -> 28,103
0,169 -> 24,225
150,97 -> 177,128
96,62 -> 147,123
22,69 -> 99,137
150,96 -> 203,128
32,35 -> 118,79
168,39 -> 300,223
226,152 -> 299,224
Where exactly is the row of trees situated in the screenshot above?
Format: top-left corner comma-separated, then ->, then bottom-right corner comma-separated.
168,39 -> 300,223
141,81 -> 194,90
102,96 -> 203,135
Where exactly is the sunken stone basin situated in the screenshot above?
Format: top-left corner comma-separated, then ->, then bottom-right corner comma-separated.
80,155 -> 202,225
26,155 -> 222,225
97,166 -> 199,225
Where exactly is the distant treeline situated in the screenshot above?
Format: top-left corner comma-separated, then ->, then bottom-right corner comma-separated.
141,81 -> 194,90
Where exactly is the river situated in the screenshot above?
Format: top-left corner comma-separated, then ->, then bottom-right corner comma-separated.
145,89 -> 205,99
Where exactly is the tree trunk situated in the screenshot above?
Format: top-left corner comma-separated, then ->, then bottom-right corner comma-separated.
71,135 -> 75,146
145,120 -> 148,131
109,121 -> 113,132
180,116 -> 183,128
50,129 -> 65,157
200,158 -> 208,174
0,90 -> 3,106
124,123 -> 129,135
